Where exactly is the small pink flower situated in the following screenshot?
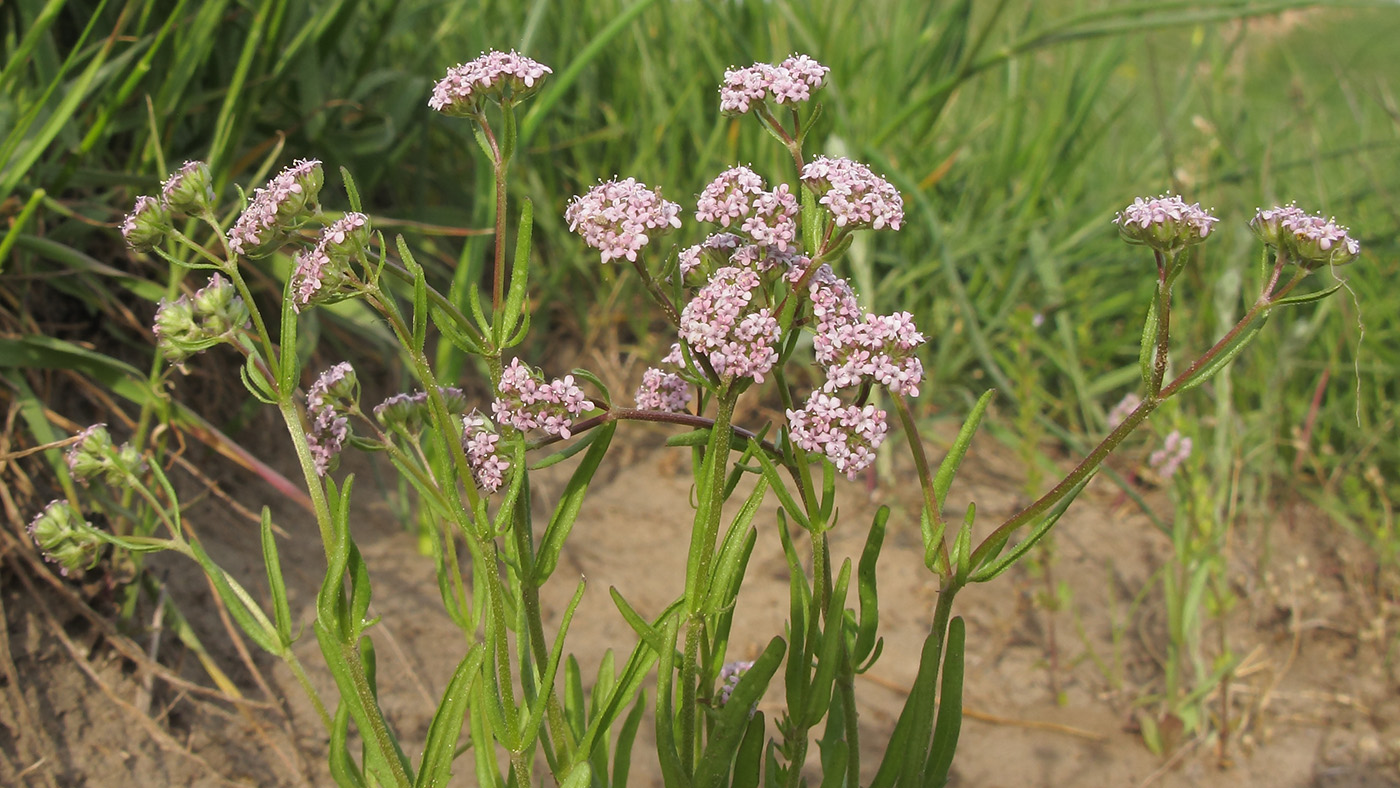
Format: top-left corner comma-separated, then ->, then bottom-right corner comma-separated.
679,233 -> 743,278
634,367 -> 691,412
719,54 -> 829,115
741,184 -> 799,251
566,178 -> 683,263
1149,430 -> 1193,479
679,266 -> 780,383
1113,193 -> 1217,253
492,358 -> 595,439
462,411 -> 511,492
228,159 -> 324,256
696,166 -> 766,227
815,311 -> 925,397
787,391 -> 887,479
429,50 -> 551,115
800,157 -> 903,231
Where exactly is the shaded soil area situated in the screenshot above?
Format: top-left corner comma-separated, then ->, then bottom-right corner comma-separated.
3,416 -> 1398,787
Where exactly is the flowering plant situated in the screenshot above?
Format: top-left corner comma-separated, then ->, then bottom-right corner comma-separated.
46,50 -> 1357,786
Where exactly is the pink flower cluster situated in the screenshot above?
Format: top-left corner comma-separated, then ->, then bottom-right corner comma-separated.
307,362 -> 356,476
634,347 -> 692,414
801,156 -> 903,231
566,178 -> 683,263
1113,193 -> 1217,252
696,166 -> 765,226
462,412 -> 511,493
741,183 -> 799,251
492,358 -> 594,439
679,233 -> 742,278
1149,430 -> 1193,479
679,266 -> 780,382
291,212 -> 369,312
228,159 -> 324,256
814,311 -> 925,396
801,266 -> 925,396
805,265 -> 862,333
429,50 -> 551,115
1107,393 -> 1142,428
719,54 -> 830,115
787,391 -> 888,479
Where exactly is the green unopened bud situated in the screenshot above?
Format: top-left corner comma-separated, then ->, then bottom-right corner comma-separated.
1249,204 -> 1304,249
161,160 -> 216,216
29,500 -> 103,577
290,213 -> 371,312
66,424 -> 145,485
192,274 -> 250,336
121,195 -> 172,252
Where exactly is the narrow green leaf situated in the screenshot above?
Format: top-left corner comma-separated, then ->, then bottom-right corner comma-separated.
922,617 -> 966,787
1139,292 -> 1159,390
329,701 -> 369,788
933,389 -> 994,506
729,711 -> 766,788
804,561 -> 851,726
970,477 -> 1091,583
501,198 -> 534,335
535,422 -> 615,582
694,637 -> 785,788
415,644 -> 486,788
1166,311 -> 1268,396
260,508 -> 293,646
1272,281 -> 1343,307
612,690 -> 647,788
853,507 -> 888,666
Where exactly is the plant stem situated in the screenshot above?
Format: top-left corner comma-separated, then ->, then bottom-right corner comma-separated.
679,388 -> 739,772
893,393 -> 949,571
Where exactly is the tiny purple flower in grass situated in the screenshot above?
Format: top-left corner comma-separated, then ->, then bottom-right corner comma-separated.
161,160 -> 215,216
696,166 -> 766,227
566,178 -> 683,263
815,311 -> 925,397
800,156 -> 904,231
429,51 -> 551,116
679,266 -> 780,383
1107,393 -> 1142,429
741,184 -> 799,251
717,660 -> 755,705
29,501 -> 102,577
1249,203 -> 1306,249
719,54 -> 829,115
1113,193 -> 1217,254
1278,209 -> 1361,269
228,159 -> 324,257
291,212 -> 370,312
307,362 -> 358,476
787,391 -> 888,479
121,195 -> 172,252
492,359 -> 594,439
1149,430 -> 1193,479
634,367 -> 692,412
462,412 -> 511,493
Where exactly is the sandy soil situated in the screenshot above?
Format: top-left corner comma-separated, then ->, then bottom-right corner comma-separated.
3,415 -> 1398,787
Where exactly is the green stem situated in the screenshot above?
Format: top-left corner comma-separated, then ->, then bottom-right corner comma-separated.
342,639 -> 414,788
893,393 -> 949,572
284,650 -> 332,730
679,388 -> 739,771
1147,253 -> 1173,397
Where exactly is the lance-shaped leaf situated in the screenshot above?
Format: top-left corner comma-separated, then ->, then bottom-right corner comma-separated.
694,636 -> 785,788
535,422 -> 616,582
415,643 -> 486,788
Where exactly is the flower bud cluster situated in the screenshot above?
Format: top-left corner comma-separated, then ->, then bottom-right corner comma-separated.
29,500 -> 103,577
66,424 -> 144,486
306,362 -> 358,476
429,50 -> 551,116
1251,203 -> 1360,269
634,344 -> 693,413
695,166 -> 766,227
492,359 -> 594,439
228,159 -> 325,257
787,391 -> 888,479
679,266 -> 780,383
373,387 -> 471,434
153,274 -> 251,366
120,161 -> 216,252
462,411 -> 511,493
719,54 -> 829,115
291,212 -> 371,312
801,157 -> 904,232
1113,194 -> 1217,254
566,178 -> 683,263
